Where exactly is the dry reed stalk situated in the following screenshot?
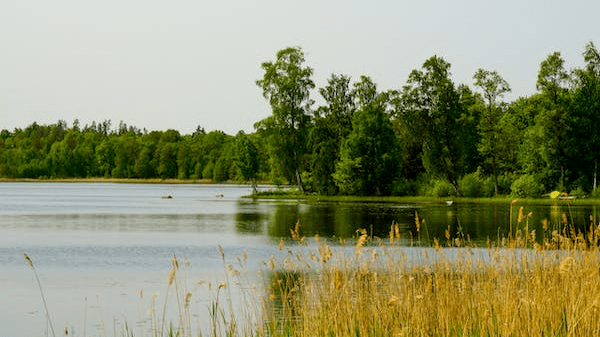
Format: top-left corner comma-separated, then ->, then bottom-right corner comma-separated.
23,253 -> 56,337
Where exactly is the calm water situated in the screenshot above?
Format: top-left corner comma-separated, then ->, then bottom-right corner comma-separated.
1,182 -> 598,336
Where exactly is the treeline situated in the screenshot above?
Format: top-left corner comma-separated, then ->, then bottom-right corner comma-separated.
1,42 -> 600,197
0,120 -> 265,188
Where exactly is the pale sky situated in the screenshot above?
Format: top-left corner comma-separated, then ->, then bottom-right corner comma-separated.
1,0 -> 598,135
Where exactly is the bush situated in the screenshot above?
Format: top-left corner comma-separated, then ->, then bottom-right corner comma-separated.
459,172 -> 494,198
511,174 -> 544,198
569,186 -> 586,198
497,173 -> 516,195
426,179 -> 455,197
392,178 -> 419,196
590,187 -> 600,198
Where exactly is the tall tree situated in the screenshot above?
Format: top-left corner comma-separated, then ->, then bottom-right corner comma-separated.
537,52 -> 570,105
518,52 -> 572,191
309,73 -> 356,194
473,68 -> 511,195
400,56 -> 468,195
317,73 -> 355,141
571,42 -> 600,190
234,131 -> 260,193
256,47 -> 314,191
333,103 -> 401,195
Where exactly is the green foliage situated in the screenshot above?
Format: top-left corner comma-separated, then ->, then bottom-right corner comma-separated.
0,120 -> 242,183
213,157 -> 228,182
424,179 -> 455,197
401,55 -> 471,195
459,170 -> 495,198
333,103 -> 401,196
202,161 -> 215,180
473,68 -> 511,195
511,174 -> 544,198
234,131 -> 260,191
308,73 -> 357,195
256,46 -> 315,191
392,178 -> 419,196
569,186 -> 586,198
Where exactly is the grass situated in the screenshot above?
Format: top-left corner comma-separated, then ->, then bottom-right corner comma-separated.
24,205 -> 600,336
261,225 -> 600,337
246,188 -> 600,206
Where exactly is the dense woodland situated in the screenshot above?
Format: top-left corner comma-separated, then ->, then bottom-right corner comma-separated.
2,42 -> 600,198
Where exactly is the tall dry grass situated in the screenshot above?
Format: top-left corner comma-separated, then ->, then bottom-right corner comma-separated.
261,213 -> 600,337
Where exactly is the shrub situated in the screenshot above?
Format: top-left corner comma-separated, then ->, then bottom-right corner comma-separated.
570,186 -> 586,198
497,173 -> 516,195
511,174 -> 544,198
459,172 -> 494,198
392,178 -> 419,196
426,179 -> 455,197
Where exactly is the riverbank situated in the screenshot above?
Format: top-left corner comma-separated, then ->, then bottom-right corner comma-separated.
3,177 -> 600,206
246,189 -> 600,206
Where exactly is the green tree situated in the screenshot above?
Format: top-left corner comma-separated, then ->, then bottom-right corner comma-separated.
317,73 -> 355,140
256,47 -> 314,191
473,68 -> 511,195
333,102 -> 401,196
157,142 -> 178,178
136,140 -> 157,178
95,138 -> 116,177
176,137 -> 194,179
309,73 -> 356,194
234,131 -> 260,193
571,42 -> 600,190
537,52 -> 570,105
400,56 -> 469,195
517,53 -> 573,191
112,133 -> 140,178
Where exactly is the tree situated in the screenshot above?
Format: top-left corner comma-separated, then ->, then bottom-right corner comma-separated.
95,138 -> 116,177
157,142 -> 178,178
473,68 -> 511,195
352,75 -> 382,110
521,52 -> 572,190
333,103 -> 401,195
537,52 -> 570,105
400,56 -> 468,195
234,131 -> 260,193
571,42 -> 600,190
256,47 -> 315,191
309,73 -> 356,194
316,73 -> 355,141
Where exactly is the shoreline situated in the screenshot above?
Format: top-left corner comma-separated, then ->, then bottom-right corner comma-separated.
3,178 -> 600,205
0,177 -> 249,184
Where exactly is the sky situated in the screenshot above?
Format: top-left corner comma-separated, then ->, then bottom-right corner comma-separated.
1,0 -> 598,135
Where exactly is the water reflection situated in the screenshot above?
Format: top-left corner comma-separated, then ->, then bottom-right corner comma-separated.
235,200 -> 268,235
237,200 -> 600,246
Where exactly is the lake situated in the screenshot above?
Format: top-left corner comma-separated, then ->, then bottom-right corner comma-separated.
1,182 -> 598,336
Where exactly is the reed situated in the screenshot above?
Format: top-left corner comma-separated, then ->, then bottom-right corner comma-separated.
259,215 -> 600,337
23,253 -> 57,337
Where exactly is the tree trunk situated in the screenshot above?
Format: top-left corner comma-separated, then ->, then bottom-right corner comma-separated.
492,155 -> 499,196
594,160 -> 598,191
295,169 -> 304,192
251,178 -> 258,195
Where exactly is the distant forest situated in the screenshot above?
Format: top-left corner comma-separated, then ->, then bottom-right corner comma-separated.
2,42 -> 600,198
